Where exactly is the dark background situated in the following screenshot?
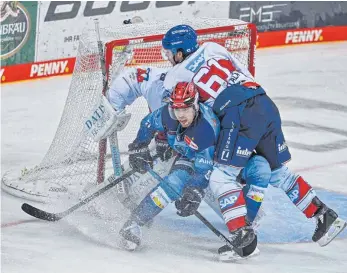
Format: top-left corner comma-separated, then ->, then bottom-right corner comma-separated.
229,1 -> 347,32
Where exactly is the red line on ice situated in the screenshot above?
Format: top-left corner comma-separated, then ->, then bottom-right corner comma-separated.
1,219 -> 39,228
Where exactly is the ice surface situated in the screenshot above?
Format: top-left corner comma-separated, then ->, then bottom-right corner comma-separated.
2,42 -> 347,273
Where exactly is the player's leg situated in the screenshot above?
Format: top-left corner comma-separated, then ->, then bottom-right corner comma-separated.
211,101 -> 268,260
204,154 -> 270,227
254,95 -> 346,246
240,155 -> 270,227
119,156 -> 191,250
270,166 -> 346,245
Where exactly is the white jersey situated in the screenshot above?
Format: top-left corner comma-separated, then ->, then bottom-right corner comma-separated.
108,66 -> 169,111
163,42 -> 255,106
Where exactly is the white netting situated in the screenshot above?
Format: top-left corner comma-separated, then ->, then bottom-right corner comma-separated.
2,18 -> 255,202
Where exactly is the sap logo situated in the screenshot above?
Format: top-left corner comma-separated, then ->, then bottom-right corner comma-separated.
219,194 -> 238,209
278,142 -> 288,153
186,50 -> 205,73
30,60 -> 68,77
198,158 -> 213,165
236,146 -> 252,158
288,189 -> 299,203
285,30 -> 323,44
85,105 -> 106,130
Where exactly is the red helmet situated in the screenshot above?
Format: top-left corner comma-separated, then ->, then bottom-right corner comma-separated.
169,82 -> 199,109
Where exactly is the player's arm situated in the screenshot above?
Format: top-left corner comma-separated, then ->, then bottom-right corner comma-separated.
86,67 -> 166,142
175,121 -> 218,217
128,105 -> 177,173
108,67 -> 141,111
133,107 -> 166,146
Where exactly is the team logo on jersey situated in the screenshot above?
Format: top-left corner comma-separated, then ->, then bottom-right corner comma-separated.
136,68 -> 150,82
184,135 -> 198,150
186,50 -> 205,73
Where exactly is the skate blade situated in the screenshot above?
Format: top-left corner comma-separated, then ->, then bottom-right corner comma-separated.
318,218 -> 347,247
219,247 -> 260,262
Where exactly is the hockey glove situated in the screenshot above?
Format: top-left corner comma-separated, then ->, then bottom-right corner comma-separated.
175,187 -> 205,217
155,138 -> 174,162
128,142 -> 153,174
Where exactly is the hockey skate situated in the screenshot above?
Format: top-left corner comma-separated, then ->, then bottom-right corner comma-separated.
119,220 -> 143,251
218,225 -> 259,262
311,197 -> 347,247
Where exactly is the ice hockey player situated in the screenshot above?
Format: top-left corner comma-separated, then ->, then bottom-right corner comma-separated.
107,61 -> 268,243
160,24 -> 347,260
107,66 -> 174,210
119,81 -> 219,251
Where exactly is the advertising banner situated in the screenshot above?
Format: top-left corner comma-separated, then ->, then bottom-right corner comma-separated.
35,1 -> 230,61
1,57 -> 75,83
229,1 -> 347,32
257,25 -> 347,48
0,1 -> 38,66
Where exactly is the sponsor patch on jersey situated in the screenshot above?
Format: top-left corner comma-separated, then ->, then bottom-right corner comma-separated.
150,186 -> 170,209
219,192 -> 239,211
184,135 -> 198,150
278,141 -> 288,153
185,49 -> 205,73
136,68 -> 150,82
246,185 -> 265,203
287,184 -> 300,204
236,146 -> 252,158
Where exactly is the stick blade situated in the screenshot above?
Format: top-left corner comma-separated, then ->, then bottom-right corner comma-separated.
21,203 -> 62,222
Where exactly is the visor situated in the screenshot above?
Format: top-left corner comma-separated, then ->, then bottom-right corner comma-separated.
168,104 -> 193,120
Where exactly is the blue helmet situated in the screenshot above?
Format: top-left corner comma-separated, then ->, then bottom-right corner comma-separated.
162,25 -> 198,56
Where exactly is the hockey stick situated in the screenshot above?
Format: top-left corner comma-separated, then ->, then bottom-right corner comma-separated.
145,167 -> 244,257
21,170 -> 136,221
22,154 -> 160,221
94,19 -> 123,180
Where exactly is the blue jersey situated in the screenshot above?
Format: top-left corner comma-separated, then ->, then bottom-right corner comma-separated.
134,103 -> 220,189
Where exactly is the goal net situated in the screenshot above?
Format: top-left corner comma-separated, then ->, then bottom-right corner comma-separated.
2,18 -> 256,203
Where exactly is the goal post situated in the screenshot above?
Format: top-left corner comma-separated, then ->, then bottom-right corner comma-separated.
2,18 -> 257,203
